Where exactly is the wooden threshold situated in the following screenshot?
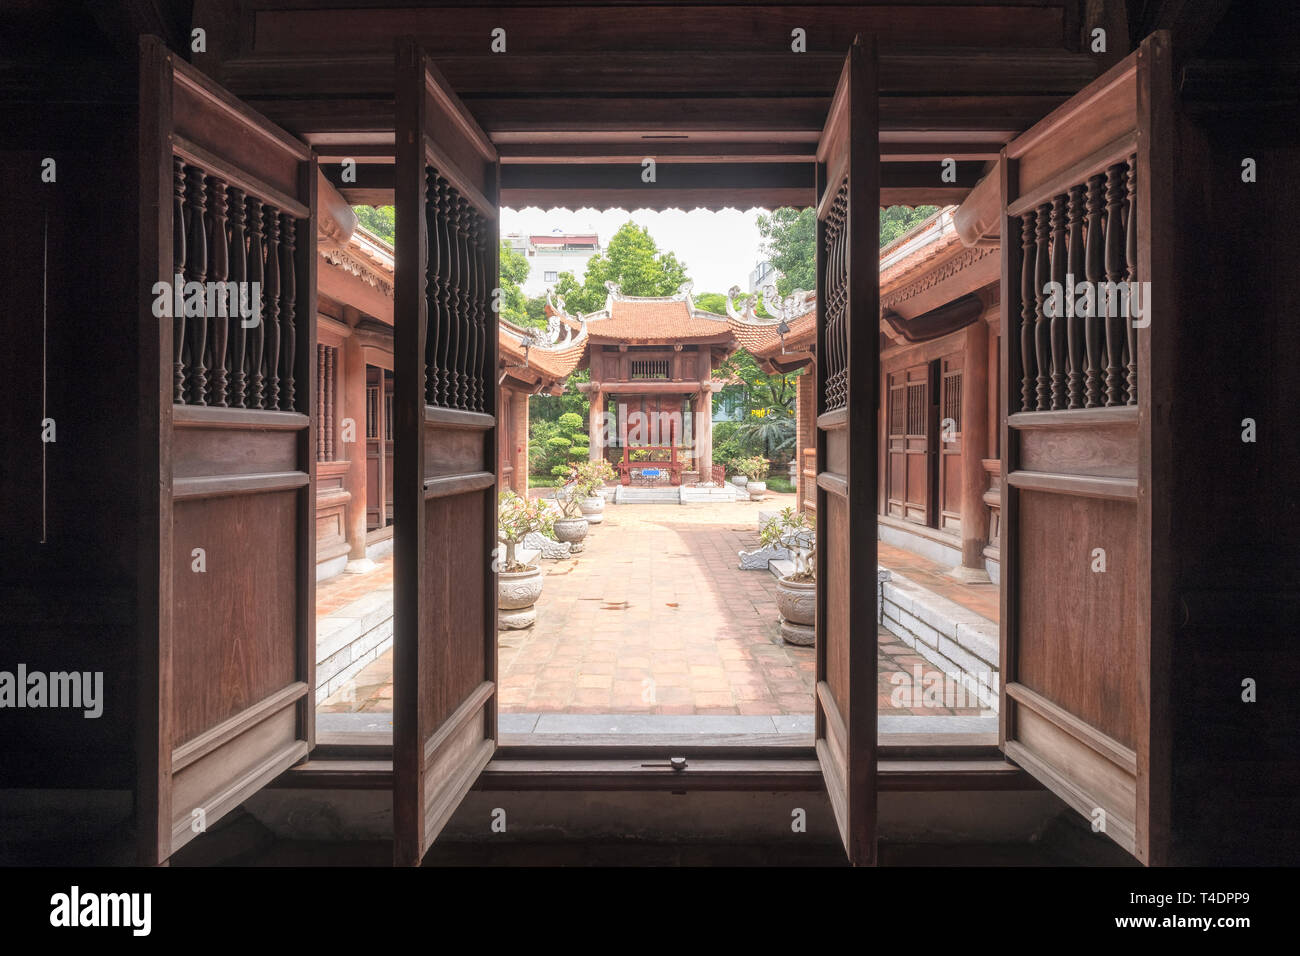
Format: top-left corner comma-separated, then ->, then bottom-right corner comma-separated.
280,735 -> 1033,792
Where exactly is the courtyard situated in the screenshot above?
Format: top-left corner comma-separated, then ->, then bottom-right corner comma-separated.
317,491 -> 994,734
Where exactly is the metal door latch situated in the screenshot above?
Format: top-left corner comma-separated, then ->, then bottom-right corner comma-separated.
640,756 -> 688,771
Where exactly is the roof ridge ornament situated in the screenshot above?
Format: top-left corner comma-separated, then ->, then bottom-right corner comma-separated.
604,279 -> 695,303
725,285 -> 759,322
760,283 -> 813,323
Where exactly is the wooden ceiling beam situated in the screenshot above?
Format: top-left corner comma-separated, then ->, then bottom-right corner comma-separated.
250,93 -> 1068,144
214,49 -> 1100,98
244,4 -> 1074,57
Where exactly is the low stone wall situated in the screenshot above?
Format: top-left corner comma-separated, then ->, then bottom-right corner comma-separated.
879,569 -> 999,713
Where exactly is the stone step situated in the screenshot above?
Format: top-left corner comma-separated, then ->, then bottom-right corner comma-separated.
614,486 -> 681,504
680,486 -> 738,503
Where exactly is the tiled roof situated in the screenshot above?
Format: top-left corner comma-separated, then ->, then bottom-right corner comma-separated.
545,283 -> 735,346
727,306 -> 816,359
584,299 -> 733,343
498,319 -> 589,384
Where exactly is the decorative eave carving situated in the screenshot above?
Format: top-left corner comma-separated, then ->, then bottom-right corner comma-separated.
318,242 -> 394,298
879,243 -> 997,312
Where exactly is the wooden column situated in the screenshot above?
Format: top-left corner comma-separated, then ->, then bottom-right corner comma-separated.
513,390 -> 531,496
693,388 -> 712,479
796,368 -> 816,506
588,389 -> 604,461
959,320 -> 990,577
342,329 -> 369,562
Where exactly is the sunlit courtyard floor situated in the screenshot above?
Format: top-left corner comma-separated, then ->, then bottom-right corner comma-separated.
315,492 -> 994,730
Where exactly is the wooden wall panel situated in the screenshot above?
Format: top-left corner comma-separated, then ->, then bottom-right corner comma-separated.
171,491 -> 300,744
419,491 -> 490,733
1014,490 -> 1137,748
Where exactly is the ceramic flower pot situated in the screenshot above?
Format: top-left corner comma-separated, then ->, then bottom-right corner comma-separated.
552,515 -> 590,547
578,495 -> 605,524
776,575 -> 816,646
498,564 -> 544,610
731,475 -> 749,488
747,480 -> 767,499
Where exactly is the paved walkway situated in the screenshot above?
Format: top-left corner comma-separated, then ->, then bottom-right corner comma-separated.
500,495 -> 814,715
315,494 -> 993,724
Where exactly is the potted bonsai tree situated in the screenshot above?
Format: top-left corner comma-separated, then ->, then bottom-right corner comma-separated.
550,473 -> 591,551
727,457 -> 748,488
573,458 -> 615,524
738,455 -> 770,499
497,489 -> 554,629
759,507 -> 815,646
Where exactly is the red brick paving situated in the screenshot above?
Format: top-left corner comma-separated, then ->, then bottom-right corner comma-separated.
314,498 -> 993,720
500,495 -> 815,715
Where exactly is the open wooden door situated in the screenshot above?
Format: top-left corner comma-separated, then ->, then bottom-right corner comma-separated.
137,37 -> 317,864
813,36 -> 879,867
998,33 -> 1172,864
392,40 -> 501,867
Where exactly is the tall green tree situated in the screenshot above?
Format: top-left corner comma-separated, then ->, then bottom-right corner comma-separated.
755,207 -> 815,295
756,204 -> 942,296
552,221 -> 689,314
499,240 -> 546,327
353,205 -> 395,245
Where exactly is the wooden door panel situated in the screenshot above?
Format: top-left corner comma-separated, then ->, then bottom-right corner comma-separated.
814,36 -> 878,867
138,36 -> 316,863
999,34 -> 1169,863
393,40 -> 501,866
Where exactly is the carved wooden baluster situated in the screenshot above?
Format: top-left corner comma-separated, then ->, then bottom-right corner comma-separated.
1083,174 -> 1106,408
1125,157 -> 1138,405
183,165 -> 210,405
459,197 -> 476,409
466,208 -> 483,412
431,179 -> 447,408
447,195 -> 464,409
263,204 -> 281,409
1103,163 -> 1126,406
834,196 -> 848,407
1033,203 -> 1052,411
1018,211 -> 1036,411
317,345 -> 326,457
205,176 -> 230,407
280,211 -> 297,410
245,195 -> 266,408
227,186 -> 248,407
458,200 -> 475,411
436,177 -> 454,407
1065,184 -> 1086,409
475,214 -> 490,412
172,158 -> 188,404
325,346 -> 335,457
425,171 -> 443,406
1049,194 -> 1068,409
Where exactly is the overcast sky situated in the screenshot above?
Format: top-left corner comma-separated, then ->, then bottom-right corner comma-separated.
500,206 -> 772,296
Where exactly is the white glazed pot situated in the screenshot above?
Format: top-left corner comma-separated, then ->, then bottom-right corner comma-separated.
747,480 -> 767,498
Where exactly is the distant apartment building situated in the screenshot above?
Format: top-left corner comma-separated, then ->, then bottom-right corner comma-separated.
505,229 -> 602,296
748,259 -> 780,293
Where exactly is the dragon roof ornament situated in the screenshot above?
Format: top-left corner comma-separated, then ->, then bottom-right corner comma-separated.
725,283 -> 812,324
